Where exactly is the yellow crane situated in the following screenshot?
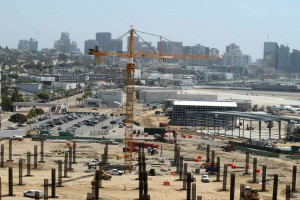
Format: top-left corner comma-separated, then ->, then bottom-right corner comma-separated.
88,27 -> 221,169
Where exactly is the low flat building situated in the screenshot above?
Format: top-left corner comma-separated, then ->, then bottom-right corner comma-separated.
16,83 -> 42,93
171,100 -> 237,126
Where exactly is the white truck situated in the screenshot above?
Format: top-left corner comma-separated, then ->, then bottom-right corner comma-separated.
107,169 -> 124,175
84,159 -> 101,168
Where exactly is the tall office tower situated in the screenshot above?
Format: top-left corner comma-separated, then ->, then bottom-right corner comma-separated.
60,32 -> 70,53
84,39 -> 98,55
210,48 -> 219,56
96,32 -> 111,51
223,43 -> 251,67
167,41 -> 183,54
127,36 -> 140,52
18,40 -> 30,51
290,49 -> 300,74
18,38 -> 38,52
263,42 -> 279,69
70,41 -> 78,52
278,44 -> 290,73
109,39 -> 123,52
29,38 -> 38,52
157,41 -> 169,53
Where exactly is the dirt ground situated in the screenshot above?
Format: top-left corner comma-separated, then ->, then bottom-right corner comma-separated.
0,137 -> 299,200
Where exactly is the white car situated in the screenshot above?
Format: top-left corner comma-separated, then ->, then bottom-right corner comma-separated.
107,169 -> 124,175
24,190 -> 44,198
201,175 -> 210,183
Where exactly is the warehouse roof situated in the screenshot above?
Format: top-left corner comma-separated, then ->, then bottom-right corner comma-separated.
173,100 -> 237,107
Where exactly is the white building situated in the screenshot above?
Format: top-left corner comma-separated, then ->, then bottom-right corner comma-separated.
95,90 -> 126,108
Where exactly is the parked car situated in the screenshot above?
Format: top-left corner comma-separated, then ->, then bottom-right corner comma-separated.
201,175 -> 210,183
24,190 -> 44,198
107,169 -> 124,175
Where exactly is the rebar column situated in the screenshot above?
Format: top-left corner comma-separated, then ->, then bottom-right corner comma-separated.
286,185 -> 290,200
179,156 -> 184,181
51,168 -> 56,198
186,172 -> 192,200
183,163 -> 188,190
39,140 -> 45,163
174,143 -> 178,171
262,165 -> 267,192
206,144 -> 210,164
57,160 -> 62,187
8,139 -> 12,162
253,158 -> 257,183
26,151 -> 31,176
230,173 -> 235,200
18,158 -> 23,185
245,152 -> 249,175
292,165 -> 297,192
8,167 -> 13,196
95,170 -> 100,200
34,145 -> 38,169
44,179 -> 48,200
68,147 -> 73,170
0,144 -> 4,167
240,184 -> 245,199
222,164 -> 228,191
216,156 -> 221,182
139,171 -> 143,199
72,141 -> 77,164
211,150 -> 215,174
0,177 -> 1,200
273,174 -> 278,200
144,171 -> 148,199
64,153 -> 68,178
192,183 -> 196,200
99,168 -> 103,188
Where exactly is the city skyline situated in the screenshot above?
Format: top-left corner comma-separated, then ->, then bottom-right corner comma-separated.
1,0 -> 300,60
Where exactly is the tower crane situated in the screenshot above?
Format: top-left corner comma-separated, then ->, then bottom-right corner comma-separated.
88,27 -> 221,169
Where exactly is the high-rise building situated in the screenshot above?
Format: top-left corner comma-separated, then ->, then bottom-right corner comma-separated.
54,32 -> 71,53
168,42 -> 183,54
278,44 -> 290,72
290,49 -> 300,74
70,41 -> 80,53
223,43 -> 250,67
84,39 -> 98,55
127,36 -> 140,52
109,39 -> 123,52
18,38 -> 38,52
157,41 -> 169,53
263,42 -> 279,69
96,32 -> 111,51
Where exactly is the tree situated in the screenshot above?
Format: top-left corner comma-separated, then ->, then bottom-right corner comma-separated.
76,97 -> 82,106
252,104 -> 258,112
36,92 -> 50,102
11,89 -> 24,102
9,113 -> 27,124
27,109 -> 37,120
35,108 -> 45,116
2,96 -> 13,112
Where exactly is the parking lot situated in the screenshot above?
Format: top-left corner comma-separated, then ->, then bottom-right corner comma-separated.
23,112 -> 127,138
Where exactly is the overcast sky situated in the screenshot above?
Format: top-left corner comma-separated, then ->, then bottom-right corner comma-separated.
0,0 -> 299,60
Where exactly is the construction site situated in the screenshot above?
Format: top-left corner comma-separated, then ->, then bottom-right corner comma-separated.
0,28 -> 300,200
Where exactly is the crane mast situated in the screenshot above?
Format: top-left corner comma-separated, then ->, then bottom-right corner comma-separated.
124,28 -> 135,169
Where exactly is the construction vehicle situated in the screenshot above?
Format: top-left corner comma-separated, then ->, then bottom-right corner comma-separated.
241,186 -> 260,200
159,122 -> 168,127
200,162 -> 219,173
93,171 -> 112,180
220,144 -> 235,152
149,169 -> 156,176
88,27 -> 221,170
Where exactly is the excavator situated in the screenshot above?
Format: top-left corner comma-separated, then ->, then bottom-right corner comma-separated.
241,186 -> 260,200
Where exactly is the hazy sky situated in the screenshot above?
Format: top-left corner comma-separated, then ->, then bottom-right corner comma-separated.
0,0 -> 299,60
